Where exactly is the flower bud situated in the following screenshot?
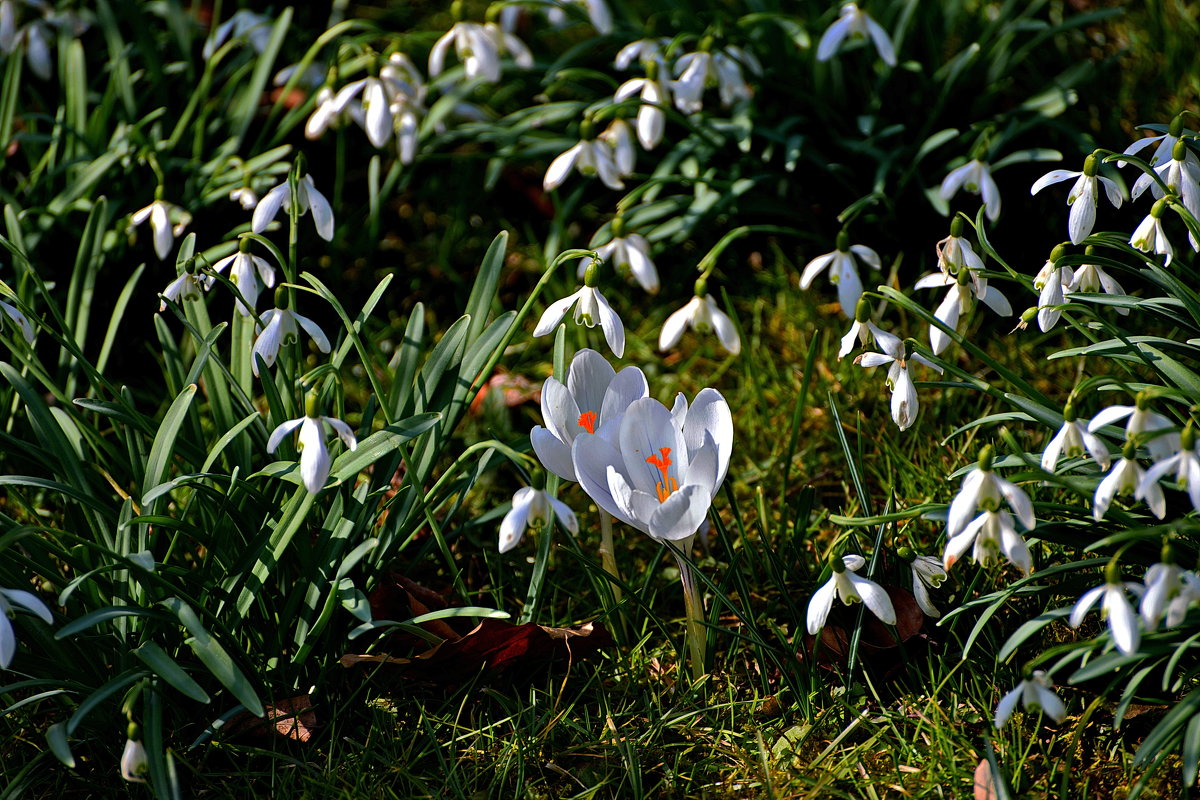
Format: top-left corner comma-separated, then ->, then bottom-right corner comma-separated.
611,216 -> 626,238
694,277 -> 707,297
896,546 -> 915,562
1151,196 -> 1170,218
1121,437 -> 1138,460
304,391 -> 320,419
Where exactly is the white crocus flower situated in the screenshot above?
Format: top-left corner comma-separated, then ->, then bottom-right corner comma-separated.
120,734 -> 149,782
1032,248 -> 1073,332
130,199 -> 191,261
210,244 -> 276,316
1139,424 -> 1200,512
499,487 -> 579,553
573,390 -> 733,544
659,291 -> 740,355
0,298 -> 34,342
533,284 -> 625,357
1041,406 -> 1111,472
816,2 -> 897,67
531,348 -> 647,483
940,159 -> 1001,222
1130,198 -> 1176,265
543,132 -> 625,192
1070,566 -> 1142,655
1066,246 -> 1128,315
0,585 -> 53,668
1031,154 -> 1124,244
1087,396 -> 1180,461
800,232 -> 881,317
579,226 -> 659,294
945,446 -> 1035,541
994,671 -> 1066,728
614,63 -> 670,150
251,303 -> 332,376
854,326 -> 940,431
1093,447 -> 1166,522
268,408 -> 358,495
252,173 -> 335,242
806,554 -> 896,635
900,549 -> 947,618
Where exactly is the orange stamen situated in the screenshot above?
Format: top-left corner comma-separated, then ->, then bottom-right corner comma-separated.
577,410 -> 598,434
645,447 -> 679,502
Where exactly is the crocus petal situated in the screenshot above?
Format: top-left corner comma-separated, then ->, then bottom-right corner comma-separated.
531,425 -> 576,482
648,484 -> 710,541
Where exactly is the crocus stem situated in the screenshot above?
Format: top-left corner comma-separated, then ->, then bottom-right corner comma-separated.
674,551 -> 707,682
599,512 -> 622,605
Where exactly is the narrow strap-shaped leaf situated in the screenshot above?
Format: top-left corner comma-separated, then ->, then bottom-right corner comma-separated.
133,642 -> 210,704
141,384 -> 197,506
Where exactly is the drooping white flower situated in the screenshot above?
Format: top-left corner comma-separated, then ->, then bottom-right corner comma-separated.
806,554 -> 897,635
428,21 -> 531,84
120,734 -> 148,783
0,298 -> 34,342
1130,197 -> 1176,265
543,132 -> 625,192
542,0 -> 613,34
816,2 -> 897,67
670,45 -> 759,114
853,326 -> 940,431
659,291 -> 740,355
0,0 -> 70,80
210,242 -> 277,316
1139,423 -> 1200,512
1140,550 -> 1188,631
913,267 -> 1011,355
900,548 -> 947,618
994,671 -> 1066,728
837,298 -> 881,360
130,198 -> 191,261
800,231 -> 881,317
252,172 -> 335,242
940,159 -> 1001,222
0,585 -> 53,668
229,186 -> 259,210
530,348 -> 647,483
1092,448 -> 1166,522
1087,395 -> 1180,462
945,446 -> 1036,541
1070,566 -> 1142,656
1120,114 -> 1186,170
578,225 -> 659,294
934,223 -> 986,276
1041,405 -> 1111,472
203,9 -> 271,60
158,266 -> 209,312
251,302 -> 332,376
573,389 -> 733,544
614,62 -> 670,150
598,118 -> 637,178
267,408 -> 358,494
943,509 -> 1033,575
1032,247 -> 1073,332
614,37 -> 670,70
532,284 -> 625,357
1031,154 -> 1124,245
1066,245 -> 1128,315
499,487 -> 579,553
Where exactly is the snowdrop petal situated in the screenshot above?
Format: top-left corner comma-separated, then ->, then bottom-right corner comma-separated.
253,185 -> 288,234
816,16 -> 853,62
1030,169 -> 1080,195
1070,585 -> 1106,628
499,487 -> 535,553
292,312 -> 331,353
994,686 -> 1023,728
533,291 -> 580,337
806,578 -> 838,634
1106,588 -> 1140,655
849,573 -> 896,625
659,300 -> 694,351
547,495 -> 579,534
543,143 -> 583,191
267,417 -> 304,453
799,253 -> 835,289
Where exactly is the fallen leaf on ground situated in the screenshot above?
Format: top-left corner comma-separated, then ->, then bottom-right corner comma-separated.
223,695 -> 317,743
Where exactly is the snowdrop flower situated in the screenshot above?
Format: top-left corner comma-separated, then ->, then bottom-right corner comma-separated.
942,508 -> 1033,575
1070,561 -> 1142,655
1093,440 -> 1166,521
899,547 -> 947,618
599,118 -> 637,178
0,298 -> 33,342
816,2 -> 897,67
1139,543 -> 1194,630
429,21 -> 531,84
573,389 -> 733,544
854,326 -> 939,431
499,486 -> 579,553
914,265 -> 1011,355
837,297 -> 881,360
940,159 -> 1001,222
130,198 -> 191,261
267,400 -> 358,494
532,276 -> 625,357
806,554 -> 896,635
614,61 -> 670,149
579,220 -> 659,294
1031,153 -> 1124,245
800,231 -> 881,317
229,186 -> 259,210
543,122 -> 625,192
1130,197 -> 1176,265
1140,422 -> 1200,512
659,285 -> 740,355
1032,244 -> 1073,332
945,446 -> 1035,541
0,585 -> 52,668
934,219 -> 987,276
542,0 -> 613,34
327,75 -> 397,149
670,44 -> 759,114
203,9 -> 270,60
252,292 -> 332,376
1066,245 -> 1128,315
252,172 -> 334,242
1041,403 -> 1111,472
614,37 -> 670,70
1131,137 -> 1200,205
120,724 -> 148,783
210,239 -> 276,316
158,263 -> 209,312
1087,393 -> 1180,461
531,348 -> 648,482
994,671 -> 1066,728
1120,113 -> 1187,169
0,0 -> 58,80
